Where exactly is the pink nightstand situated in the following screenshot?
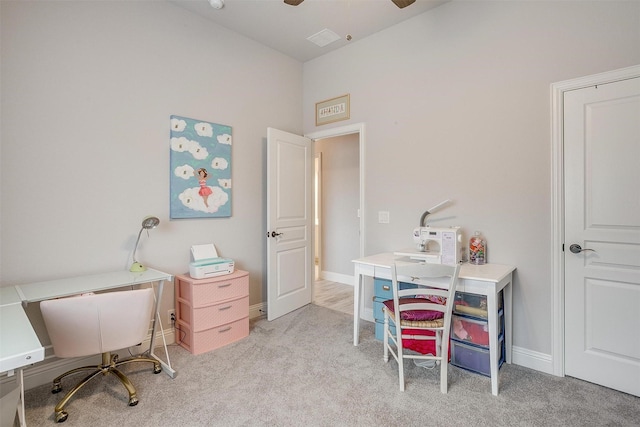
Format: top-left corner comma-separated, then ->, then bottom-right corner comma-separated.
175,270 -> 249,355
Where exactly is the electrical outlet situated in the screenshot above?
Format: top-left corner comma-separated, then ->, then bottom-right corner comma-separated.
168,309 -> 176,325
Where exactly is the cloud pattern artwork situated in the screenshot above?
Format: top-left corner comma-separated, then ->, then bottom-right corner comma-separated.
170,115 -> 232,218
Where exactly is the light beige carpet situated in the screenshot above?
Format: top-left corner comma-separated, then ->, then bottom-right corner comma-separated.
21,304 -> 640,426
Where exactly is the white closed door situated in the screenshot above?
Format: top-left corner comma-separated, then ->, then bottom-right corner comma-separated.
564,76 -> 640,396
266,128 -> 313,321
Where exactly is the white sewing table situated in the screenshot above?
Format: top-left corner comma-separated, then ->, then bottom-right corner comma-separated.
353,253 -> 515,396
0,268 -> 175,426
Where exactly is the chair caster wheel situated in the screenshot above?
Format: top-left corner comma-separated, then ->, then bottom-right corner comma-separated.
55,411 -> 68,423
153,365 -> 162,374
128,397 -> 139,406
52,383 -> 62,394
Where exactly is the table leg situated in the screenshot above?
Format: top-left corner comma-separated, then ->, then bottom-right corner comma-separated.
148,279 -> 177,378
486,291 -> 499,396
17,368 -> 26,427
504,280 -> 513,364
353,268 -> 362,346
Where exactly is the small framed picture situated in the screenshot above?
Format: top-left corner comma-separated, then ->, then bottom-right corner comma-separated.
315,94 -> 350,126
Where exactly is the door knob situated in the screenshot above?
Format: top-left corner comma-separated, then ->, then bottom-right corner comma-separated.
569,244 -> 596,254
267,231 -> 283,238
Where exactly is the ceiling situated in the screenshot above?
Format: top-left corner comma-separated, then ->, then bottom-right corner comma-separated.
170,0 -> 449,62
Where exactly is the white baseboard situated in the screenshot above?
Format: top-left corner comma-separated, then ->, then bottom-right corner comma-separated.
250,302 -> 267,319
511,345 -> 555,375
319,271 -> 354,286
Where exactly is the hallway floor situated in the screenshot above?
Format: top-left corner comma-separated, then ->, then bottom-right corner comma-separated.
312,279 -> 353,316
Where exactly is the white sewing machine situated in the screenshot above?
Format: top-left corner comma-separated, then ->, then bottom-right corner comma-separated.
395,226 -> 463,265
394,199 -> 463,265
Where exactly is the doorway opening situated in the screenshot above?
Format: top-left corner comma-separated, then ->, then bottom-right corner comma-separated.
306,123 -> 365,315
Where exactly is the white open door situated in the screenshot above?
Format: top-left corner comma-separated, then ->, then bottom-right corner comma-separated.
564,76 -> 640,396
266,128 -> 313,321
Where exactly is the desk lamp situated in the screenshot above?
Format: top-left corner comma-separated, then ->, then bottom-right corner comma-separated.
130,216 -> 160,272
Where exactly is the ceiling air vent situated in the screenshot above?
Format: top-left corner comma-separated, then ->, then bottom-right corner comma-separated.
307,29 -> 341,47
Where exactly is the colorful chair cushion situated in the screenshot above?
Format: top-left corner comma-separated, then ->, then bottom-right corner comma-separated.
382,298 -> 445,321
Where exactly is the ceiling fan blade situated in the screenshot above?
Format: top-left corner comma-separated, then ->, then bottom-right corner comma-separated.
284,0 -> 304,5
391,0 -> 416,9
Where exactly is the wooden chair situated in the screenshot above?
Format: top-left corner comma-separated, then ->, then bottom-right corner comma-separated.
40,288 -> 161,423
383,262 -> 460,392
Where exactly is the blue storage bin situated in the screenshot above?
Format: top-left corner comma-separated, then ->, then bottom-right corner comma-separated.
450,336 -> 504,377
373,279 -> 418,341
374,278 -> 393,300
374,278 -> 418,301
373,299 -> 384,321
375,320 -> 397,341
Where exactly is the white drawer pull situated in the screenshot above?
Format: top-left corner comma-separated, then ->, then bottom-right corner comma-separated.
382,285 -> 390,291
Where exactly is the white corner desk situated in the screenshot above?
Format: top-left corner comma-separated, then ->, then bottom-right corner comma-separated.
0,267 -> 175,427
1,286 -> 45,427
353,253 -> 515,396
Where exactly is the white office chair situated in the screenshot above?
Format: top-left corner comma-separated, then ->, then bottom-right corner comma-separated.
383,262 -> 460,393
40,288 -> 161,423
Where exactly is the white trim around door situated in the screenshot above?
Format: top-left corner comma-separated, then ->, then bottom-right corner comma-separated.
550,64 -> 640,377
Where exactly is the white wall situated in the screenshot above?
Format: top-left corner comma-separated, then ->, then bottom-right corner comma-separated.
315,134 -> 359,279
302,0 -> 640,360
0,1 -> 302,334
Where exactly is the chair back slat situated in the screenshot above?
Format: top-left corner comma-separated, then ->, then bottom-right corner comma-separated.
391,262 -> 460,323
383,261 -> 461,393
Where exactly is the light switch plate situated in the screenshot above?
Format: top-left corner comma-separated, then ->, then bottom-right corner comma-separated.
378,211 -> 390,224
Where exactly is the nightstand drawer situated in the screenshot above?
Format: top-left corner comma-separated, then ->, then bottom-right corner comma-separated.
176,317 -> 248,355
178,295 -> 248,332
176,271 -> 248,306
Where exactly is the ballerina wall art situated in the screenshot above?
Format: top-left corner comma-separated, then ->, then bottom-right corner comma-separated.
170,115 -> 232,219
